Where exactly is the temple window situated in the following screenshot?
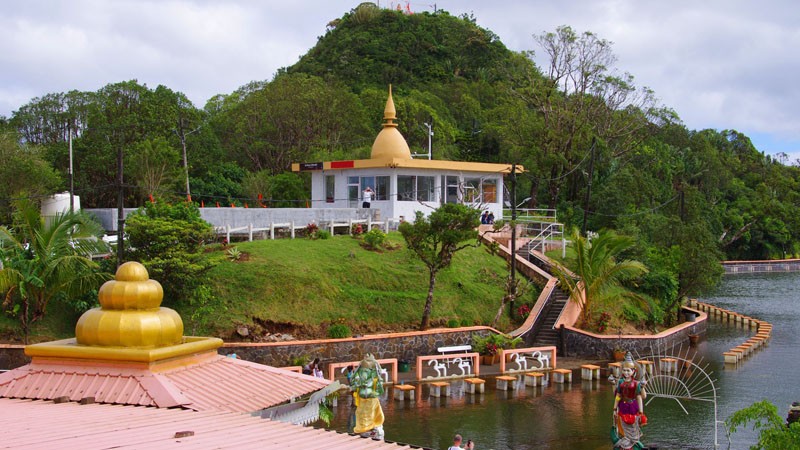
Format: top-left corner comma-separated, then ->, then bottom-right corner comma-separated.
325,175 -> 335,203
398,175 -> 436,201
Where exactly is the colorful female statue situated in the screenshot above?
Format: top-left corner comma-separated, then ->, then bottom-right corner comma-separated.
612,352 -> 647,450
350,354 -> 385,439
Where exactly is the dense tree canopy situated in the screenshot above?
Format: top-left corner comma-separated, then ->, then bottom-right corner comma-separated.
3,4 -> 800,298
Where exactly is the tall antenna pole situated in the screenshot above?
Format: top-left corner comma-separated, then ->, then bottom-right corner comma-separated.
424,121 -> 433,160
510,163 -> 517,317
582,138 -> 596,235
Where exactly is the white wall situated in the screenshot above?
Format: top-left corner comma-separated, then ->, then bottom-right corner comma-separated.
309,167 -> 506,222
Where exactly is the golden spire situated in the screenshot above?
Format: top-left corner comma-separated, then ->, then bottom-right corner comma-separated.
370,85 -> 411,160
383,84 -> 397,127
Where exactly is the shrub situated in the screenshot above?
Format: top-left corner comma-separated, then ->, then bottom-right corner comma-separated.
317,229 -> 331,240
472,333 -> 522,355
290,355 -> 310,367
305,222 -> 320,239
125,201 -> 215,306
327,323 -> 352,338
447,318 -> 461,328
351,223 -> 365,236
596,311 -> 611,333
226,247 -> 242,261
363,228 -> 387,250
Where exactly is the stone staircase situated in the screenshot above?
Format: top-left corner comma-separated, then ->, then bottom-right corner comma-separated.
529,287 -> 570,349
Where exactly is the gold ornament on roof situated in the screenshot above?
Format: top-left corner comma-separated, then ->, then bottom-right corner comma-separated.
370,85 -> 412,160
75,261 -> 183,348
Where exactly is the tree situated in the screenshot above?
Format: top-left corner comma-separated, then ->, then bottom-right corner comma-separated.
127,137 -> 182,202
399,203 -> 480,330
0,200 -> 109,343
509,25 -> 660,209
124,201 -> 215,305
0,132 -> 62,225
727,400 -> 800,450
553,229 -> 649,329
241,171 -> 308,208
220,74 -> 370,175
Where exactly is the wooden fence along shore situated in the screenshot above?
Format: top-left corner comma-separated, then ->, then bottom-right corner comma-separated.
722,259 -> 800,274
689,300 -> 772,366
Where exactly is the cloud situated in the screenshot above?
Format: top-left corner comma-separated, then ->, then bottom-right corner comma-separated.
1,0 -> 799,158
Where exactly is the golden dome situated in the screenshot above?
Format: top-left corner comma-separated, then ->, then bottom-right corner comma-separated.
75,262 -> 184,348
370,85 -> 411,160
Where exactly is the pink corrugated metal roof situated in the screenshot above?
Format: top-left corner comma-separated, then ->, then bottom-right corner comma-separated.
0,353 -> 331,413
0,398 -> 414,449
164,357 -> 332,412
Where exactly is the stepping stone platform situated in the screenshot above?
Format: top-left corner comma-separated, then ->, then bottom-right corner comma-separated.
393,384 -> 416,401
580,364 -> 600,380
495,375 -> 517,391
429,381 -> 450,398
552,368 -> 572,384
524,372 -> 546,386
464,378 -> 485,394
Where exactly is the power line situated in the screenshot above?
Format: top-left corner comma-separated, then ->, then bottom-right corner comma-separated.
573,194 -> 679,218
521,146 -> 593,182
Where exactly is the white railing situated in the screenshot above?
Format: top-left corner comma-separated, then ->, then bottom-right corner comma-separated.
524,222 -> 565,255
503,208 -> 558,223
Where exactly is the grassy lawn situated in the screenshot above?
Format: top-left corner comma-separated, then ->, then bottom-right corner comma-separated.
187,232 -> 532,339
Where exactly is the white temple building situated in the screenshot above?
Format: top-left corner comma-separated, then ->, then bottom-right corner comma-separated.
292,86 -> 524,221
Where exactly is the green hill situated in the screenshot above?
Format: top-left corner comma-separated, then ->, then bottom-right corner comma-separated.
288,5 -> 516,89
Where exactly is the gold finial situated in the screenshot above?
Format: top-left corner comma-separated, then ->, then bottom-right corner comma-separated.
383,84 -> 397,126
75,262 -> 183,348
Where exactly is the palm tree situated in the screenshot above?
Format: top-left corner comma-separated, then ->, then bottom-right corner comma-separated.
0,200 -> 110,343
553,229 -> 649,329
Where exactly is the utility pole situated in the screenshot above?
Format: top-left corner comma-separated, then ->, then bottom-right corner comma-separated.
509,163 -> 517,318
581,138 -> 596,235
68,123 -> 74,212
175,123 -> 201,202
116,141 -> 125,268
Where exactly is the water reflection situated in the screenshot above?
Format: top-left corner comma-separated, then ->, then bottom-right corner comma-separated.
318,273 -> 799,449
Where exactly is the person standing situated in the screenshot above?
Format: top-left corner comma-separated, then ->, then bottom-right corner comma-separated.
362,186 -> 374,208
304,357 -> 321,376
448,434 -> 474,449
788,401 -> 800,427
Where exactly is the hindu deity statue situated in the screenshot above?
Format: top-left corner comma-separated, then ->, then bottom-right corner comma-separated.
611,352 -> 647,450
350,353 -> 385,439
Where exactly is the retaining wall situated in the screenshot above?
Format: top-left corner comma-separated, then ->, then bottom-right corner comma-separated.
219,327 -> 494,368
561,307 -> 707,358
0,328 -> 494,371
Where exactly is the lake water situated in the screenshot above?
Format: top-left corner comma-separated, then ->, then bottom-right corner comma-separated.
320,272 -> 800,449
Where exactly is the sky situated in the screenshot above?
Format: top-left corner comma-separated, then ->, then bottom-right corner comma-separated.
2,1 -> 799,163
